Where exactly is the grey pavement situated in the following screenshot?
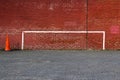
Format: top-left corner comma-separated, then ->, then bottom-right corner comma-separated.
0,50 -> 120,80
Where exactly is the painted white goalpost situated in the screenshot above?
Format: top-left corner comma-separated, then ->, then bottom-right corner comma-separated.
21,31 -> 105,50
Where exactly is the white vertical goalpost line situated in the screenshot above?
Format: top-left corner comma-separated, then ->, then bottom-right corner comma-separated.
21,31 -> 105,50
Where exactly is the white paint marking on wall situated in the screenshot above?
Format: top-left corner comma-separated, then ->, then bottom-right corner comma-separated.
49,3 -> 54,10
21,31 -> 105,50
21,32 -> 24,50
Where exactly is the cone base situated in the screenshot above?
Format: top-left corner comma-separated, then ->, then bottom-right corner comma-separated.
5,49 -> 11,51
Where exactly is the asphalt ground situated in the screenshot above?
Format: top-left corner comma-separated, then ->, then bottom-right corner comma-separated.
0,50 -> 120,80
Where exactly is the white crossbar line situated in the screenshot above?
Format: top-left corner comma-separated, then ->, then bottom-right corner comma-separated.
23,31 -> 105,34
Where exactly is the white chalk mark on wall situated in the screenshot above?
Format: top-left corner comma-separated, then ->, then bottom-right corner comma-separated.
49,3 -> 54,10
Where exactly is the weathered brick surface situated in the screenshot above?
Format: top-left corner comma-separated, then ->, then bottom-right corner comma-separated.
0,0 -> 120,50
88,0 -> 120,50
24,33 -> 86,50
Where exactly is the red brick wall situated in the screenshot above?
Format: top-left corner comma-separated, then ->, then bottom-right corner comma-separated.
0,0 -> 120,50
88,0 -> 120,50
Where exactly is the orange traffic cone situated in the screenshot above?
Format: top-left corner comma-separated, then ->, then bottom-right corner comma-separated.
5,34 -> 11,51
